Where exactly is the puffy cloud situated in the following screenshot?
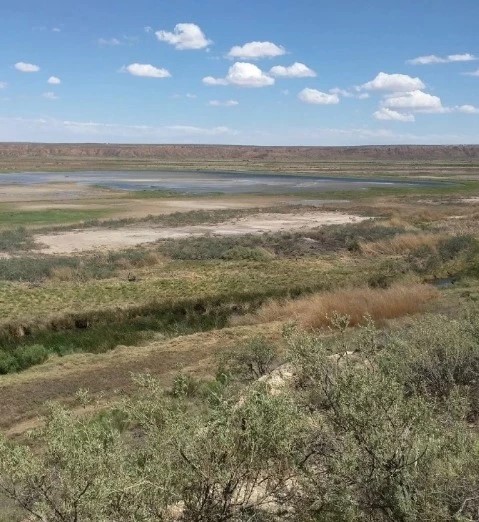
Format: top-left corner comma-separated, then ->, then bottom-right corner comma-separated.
202,76 -> 228,86
209,99 -> 239,106
156,23 -> 211,50
227,41 -> 285,59
226,62 -> 274,87
382,90 -> 444,112
98,37 -> 121,46
269,62 -> 316,78
361,72 -> 425,92
298,88 -> 339,105
203,62 -> 274,88
373,108 -> 415,122
14,62 -> 40,73
463,69 -> 479,77
407,53 -> 476,65
456,104 -> 479,114
42,91 -> 58,100
48,76 -> 61,85
121,63 -> 171,78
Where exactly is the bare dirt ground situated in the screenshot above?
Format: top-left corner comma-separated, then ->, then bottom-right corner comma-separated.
35,211 -> 368,254
0,323 -> 282,436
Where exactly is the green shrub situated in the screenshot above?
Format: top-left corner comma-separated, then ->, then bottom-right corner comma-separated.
0,227 -> 37,253
171,373 -> 200,398
221,336 -> 278,382
380,313 -> 479,408
15,344 -> 49,370
437,234 -> 477,261
0,351 -> 18,374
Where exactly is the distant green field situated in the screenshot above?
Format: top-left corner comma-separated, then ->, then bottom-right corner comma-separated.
0,208 -> 111,228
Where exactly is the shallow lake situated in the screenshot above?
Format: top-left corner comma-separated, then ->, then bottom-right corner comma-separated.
0,170 -> 444,195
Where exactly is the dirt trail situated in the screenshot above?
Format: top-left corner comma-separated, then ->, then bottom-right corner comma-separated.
0,323 -> 281,437
36,211 -> 368,254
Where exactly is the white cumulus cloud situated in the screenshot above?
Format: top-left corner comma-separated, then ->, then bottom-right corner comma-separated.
209,100 -> 239,107
202,76 -> 228,86
15,62 -> 40,73
463,69 -> 479,77
361,72 -> 425,92
298,88 -> 339,105
227,41 -> 285,60
121,63 -> 171,78
269,62 -> 316,78
407,53 -> 476,65
156,23 -> 211,50
456,104 -> 479,114
203,62 -> 274,88
382,90 -> 444,112
373,107 -> 415,122
48,76 -> 61,85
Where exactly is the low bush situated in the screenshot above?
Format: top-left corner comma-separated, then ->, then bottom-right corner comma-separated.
15,344 -> 49,370
0,227 -> 37,253
220,335 -> 279,382
380,313 -> 479,415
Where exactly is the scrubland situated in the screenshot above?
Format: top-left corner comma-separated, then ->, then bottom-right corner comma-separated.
0,161 -> 479,521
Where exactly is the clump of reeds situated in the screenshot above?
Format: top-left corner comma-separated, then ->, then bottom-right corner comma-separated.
233,283 -> 439,329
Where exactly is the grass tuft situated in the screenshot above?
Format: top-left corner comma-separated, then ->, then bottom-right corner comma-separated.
234,283 -> 439,329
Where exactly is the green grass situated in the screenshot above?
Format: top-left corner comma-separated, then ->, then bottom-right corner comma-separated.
0,208 -> 111,228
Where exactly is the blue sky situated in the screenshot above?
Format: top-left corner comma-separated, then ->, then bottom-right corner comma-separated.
0,0 -> 478,145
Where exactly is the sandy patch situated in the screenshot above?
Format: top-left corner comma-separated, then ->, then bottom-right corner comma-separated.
460,197 -> 479,203
36,211 -> 369,254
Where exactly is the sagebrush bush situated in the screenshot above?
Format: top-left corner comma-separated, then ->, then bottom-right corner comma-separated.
380,313 -> 479,410
2,315 -> 479,521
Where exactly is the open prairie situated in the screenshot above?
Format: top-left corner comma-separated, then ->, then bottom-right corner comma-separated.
1,147 -> 479,520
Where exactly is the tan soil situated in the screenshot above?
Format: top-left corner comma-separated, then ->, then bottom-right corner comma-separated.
35,211 -> 369,254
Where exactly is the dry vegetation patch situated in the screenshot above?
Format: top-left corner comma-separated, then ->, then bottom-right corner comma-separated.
234,283 -> 439,329
359,233 -> 444,256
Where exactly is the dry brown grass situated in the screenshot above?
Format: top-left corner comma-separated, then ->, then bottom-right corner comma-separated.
359,233 -> 443,256
233,284 -> 439,329
49,266 -> 77,281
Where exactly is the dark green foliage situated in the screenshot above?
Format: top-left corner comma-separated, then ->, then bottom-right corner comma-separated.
15,344 -> 49,370
0,351 -> 17,374
0,345 -> 49,374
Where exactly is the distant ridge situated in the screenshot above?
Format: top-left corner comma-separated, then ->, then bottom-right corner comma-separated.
1,143 -> 479,162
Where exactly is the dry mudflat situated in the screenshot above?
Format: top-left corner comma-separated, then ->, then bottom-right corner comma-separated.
35,211 -> 368,254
